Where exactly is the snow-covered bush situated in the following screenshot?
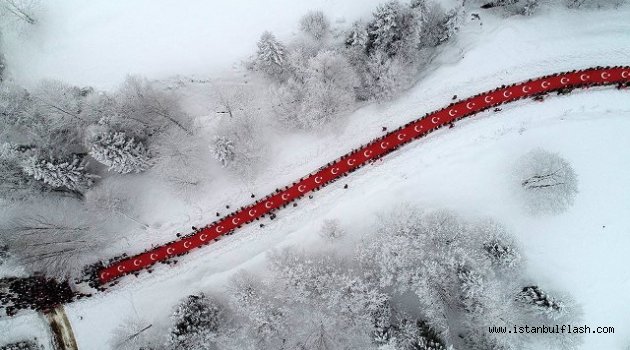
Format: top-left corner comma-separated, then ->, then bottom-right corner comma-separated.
20,155 -> 97,193
514,149 -> 578,214
167,293 -> 224,350
89,130 -> 153,174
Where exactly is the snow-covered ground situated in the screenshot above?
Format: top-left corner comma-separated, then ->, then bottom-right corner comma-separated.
2,2 -> 630,350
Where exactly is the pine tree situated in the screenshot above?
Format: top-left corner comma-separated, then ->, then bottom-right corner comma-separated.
211,136 -> 236,168
516,286 -> 565,317
20,155 -> 97,192
254,31 -> 287,79
89,131 -> 152,174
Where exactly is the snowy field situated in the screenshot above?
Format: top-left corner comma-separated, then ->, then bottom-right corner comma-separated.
2,1 -> 630,349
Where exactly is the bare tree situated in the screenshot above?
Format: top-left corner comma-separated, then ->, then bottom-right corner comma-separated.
299,11 -> 331,41
514,149 -> 578,214
109,316 -> 154,350
0,198 -> 112,280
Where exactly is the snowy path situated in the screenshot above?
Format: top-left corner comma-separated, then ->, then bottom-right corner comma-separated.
99,66 -> 630,285
44,306 -> 78,350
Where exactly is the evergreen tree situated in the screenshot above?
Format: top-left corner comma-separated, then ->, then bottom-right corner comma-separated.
211,136 -> 236,168
20,155 -> 97,193
516,286 -> 565,318
254,31 -> 287,79
89,131 -> 152,174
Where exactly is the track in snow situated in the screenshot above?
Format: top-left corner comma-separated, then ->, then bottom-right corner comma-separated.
99,66 -> 630,285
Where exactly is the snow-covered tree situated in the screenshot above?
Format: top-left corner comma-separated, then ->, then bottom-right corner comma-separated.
109,316 -> 154,350
167,293 -> 225,350
225,271 -> 288,349
89,130 -> 153,174
359,51 -> 412,101
20,155 -> 97,193
0,198 -> 110,280
365,1 -> 419,59
565,0 -> 627,8
105,76 -> 193,138
0,48 -> 5,82
0,340 -> 41,350
0,241 -> 8,265
397,319 -> 448,350
299,10 -> 330,41
253,31 -> 287,80
211,113 -> 266,180
0,0 -> 38,25
211,136 -> 235,168
276,49 -> 358,128
514,149 -> 578,215
319,219 -> 345,241
516,286 -> 566,319
0,143 -> 46,201
417,2 -> 460,47
480,0 -> 540,16
477,220 -> 522,270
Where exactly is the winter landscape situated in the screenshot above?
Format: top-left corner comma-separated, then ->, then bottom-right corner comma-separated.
1,0 -> 629,349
